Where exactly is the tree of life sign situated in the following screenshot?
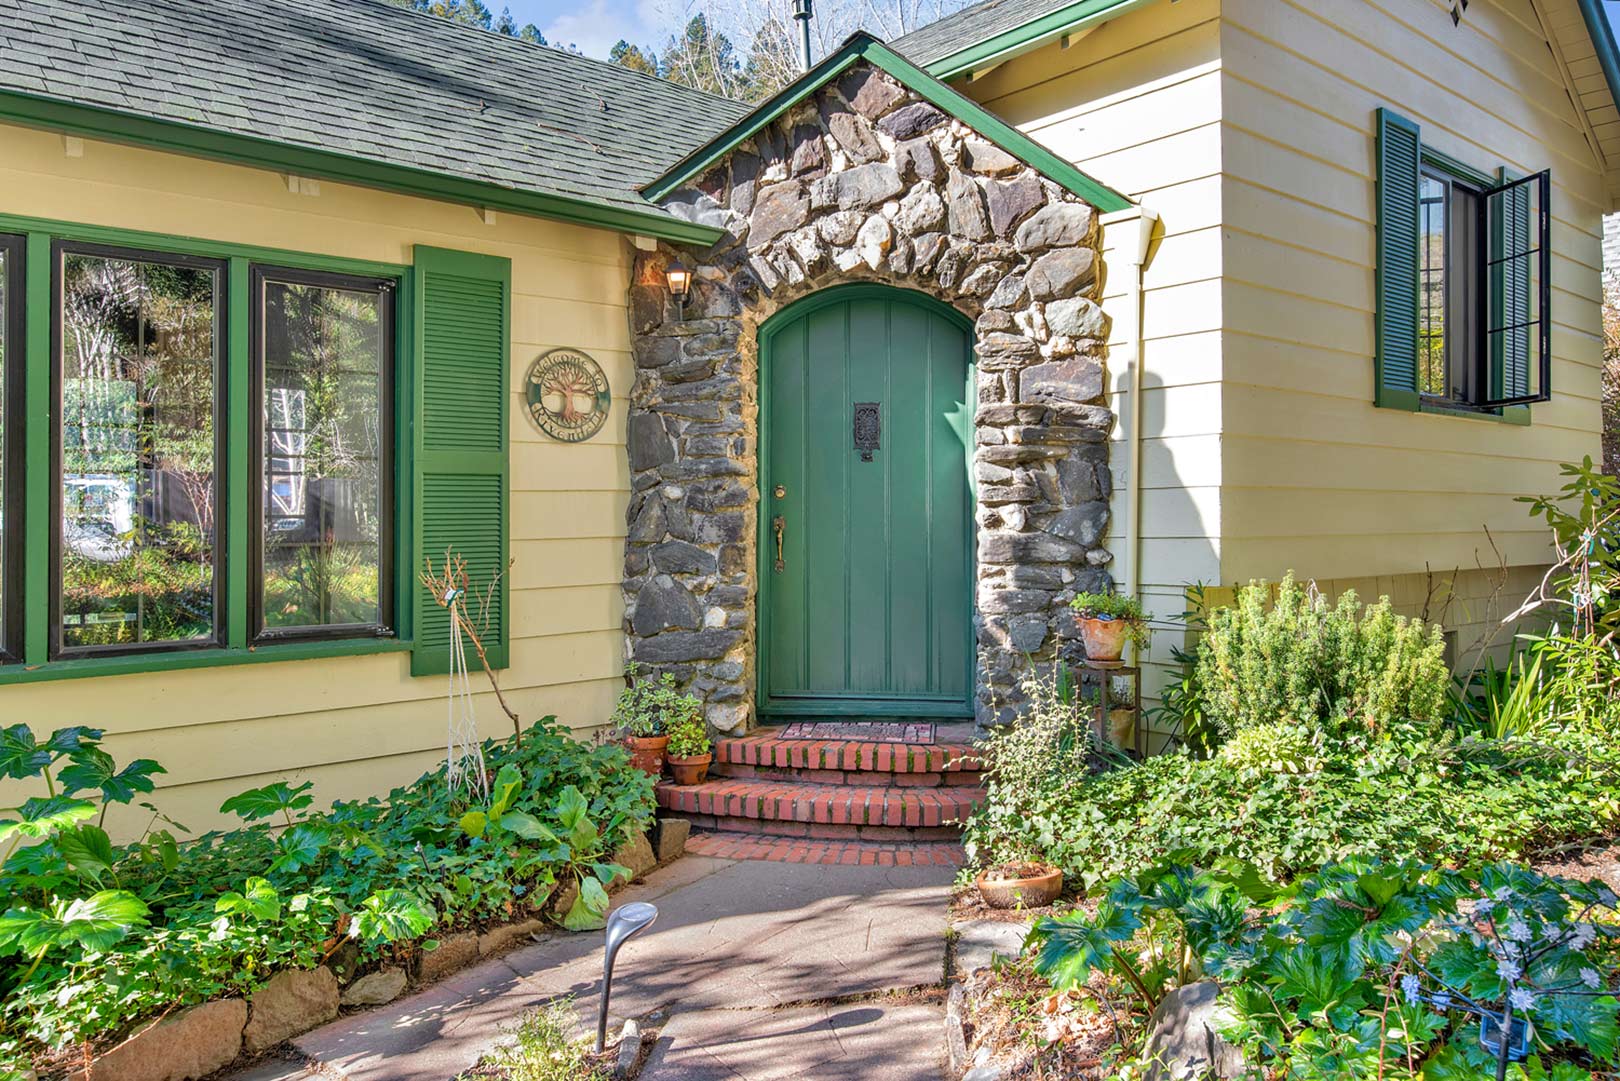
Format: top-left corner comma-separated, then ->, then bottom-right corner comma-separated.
525,348 -> 610,442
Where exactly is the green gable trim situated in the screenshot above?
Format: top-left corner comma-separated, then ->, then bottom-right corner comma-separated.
0,89 -> 725,248
1576,0 -> 1620,119
924,0 -> 1154,81
643,34 -> 1133,214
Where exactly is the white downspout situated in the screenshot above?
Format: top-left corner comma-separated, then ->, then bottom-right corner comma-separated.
1102,206 -> 1158,603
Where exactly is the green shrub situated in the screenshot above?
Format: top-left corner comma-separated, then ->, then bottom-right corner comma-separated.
1196,574 -> 1449,741
665,712 -> 710,758
0,718 -> 654,1074
472,998 -> 611,1081
1029,858 -> 1620,1080
609,663 -> 701,737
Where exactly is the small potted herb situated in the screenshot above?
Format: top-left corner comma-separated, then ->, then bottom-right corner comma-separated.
609,664 -> 699,775
974,847 -> 1063,909
1069,591 -> 1148,663
664,711 -> 713,786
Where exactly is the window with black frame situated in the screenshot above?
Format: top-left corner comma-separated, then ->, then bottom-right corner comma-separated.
253,267 -> 393,641
1375,108 -> 1551,414
54,243 -> 224,656
0,234 -> 21,662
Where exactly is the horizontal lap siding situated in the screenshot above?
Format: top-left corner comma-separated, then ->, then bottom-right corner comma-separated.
965,0 -> 1226,736
1218,0 -> 1605,586
0,122 -> 631,834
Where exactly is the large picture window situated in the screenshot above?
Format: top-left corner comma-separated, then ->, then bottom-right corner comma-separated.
253,268 -> 393,640
0,235 -> 20,662
54,244 -> 224,655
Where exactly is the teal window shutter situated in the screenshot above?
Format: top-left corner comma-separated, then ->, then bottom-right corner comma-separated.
411,246 -> 511,676
1495,167 -> 1531,401
1375,108 -> 1422,410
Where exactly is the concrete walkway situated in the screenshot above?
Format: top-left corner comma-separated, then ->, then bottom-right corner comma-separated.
229,853 -> 953,1080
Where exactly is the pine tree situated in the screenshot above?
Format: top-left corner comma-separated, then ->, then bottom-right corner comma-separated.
609,40 -> 659,76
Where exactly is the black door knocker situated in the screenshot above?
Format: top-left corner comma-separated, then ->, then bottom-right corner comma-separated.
853,402 -> 880,462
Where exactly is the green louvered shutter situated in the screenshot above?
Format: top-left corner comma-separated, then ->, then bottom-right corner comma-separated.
1374,108 -> 1422,411
411,246 -> 511,676
1495,169 -> 1532,402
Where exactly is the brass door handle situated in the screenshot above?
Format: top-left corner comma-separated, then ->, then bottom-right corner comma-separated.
772,516 -> 785,573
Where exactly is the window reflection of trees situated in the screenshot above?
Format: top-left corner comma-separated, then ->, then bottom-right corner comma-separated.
60,252 -> 218,648
261,280 -> 384,633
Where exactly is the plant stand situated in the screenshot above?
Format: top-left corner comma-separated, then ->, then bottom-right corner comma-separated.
1077,659 -> 1144,758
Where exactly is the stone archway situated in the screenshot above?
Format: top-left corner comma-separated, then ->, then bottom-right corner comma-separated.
623,62 -> 1115,735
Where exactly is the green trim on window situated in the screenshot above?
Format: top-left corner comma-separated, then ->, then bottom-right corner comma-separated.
644,34 -> 1132,214
1420,146 -> 1495,190
22,233 -> 50,666
0,89 -> 725,248
0,637 -> 412,686
1417,400 -> 1530,425
922,0 -> 1155,81
0,215 -> 421,683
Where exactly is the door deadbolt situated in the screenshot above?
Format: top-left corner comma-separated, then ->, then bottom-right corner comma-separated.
774,485 -> 786,498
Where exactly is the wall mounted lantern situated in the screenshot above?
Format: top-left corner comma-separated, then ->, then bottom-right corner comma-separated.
665,260 -> 691,317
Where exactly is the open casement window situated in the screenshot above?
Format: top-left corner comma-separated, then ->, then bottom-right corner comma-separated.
1375,108 -> 1551,414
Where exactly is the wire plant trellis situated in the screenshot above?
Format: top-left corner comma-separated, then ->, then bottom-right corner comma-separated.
420,549 -> 519,802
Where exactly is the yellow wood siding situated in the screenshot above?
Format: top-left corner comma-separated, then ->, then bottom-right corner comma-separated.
966,0 -> 1605,732
1218,0 -> 1604,585
0,122 -> 633,834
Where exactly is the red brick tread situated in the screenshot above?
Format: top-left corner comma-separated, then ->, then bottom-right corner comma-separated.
657,779 -> 983,829
714,729 -> 983,775
684,830 -> 966,866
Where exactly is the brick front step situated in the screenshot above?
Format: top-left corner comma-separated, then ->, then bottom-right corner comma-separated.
656,778 -> 983,836
713,728 -> 984,779
684,829 -> 966,866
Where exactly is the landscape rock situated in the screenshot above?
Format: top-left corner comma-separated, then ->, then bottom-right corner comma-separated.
79,998 -> 246,1081
1140,981 -> 1246,1081
612,828 -> 658,882
417,931 -> 479,985
340,966 -> 408,1007
655,817 -> 691,862
243,967 -> 338,1053
954,919 -> 1030,977
946,983 -> 970,1075
613,1018 -> 642,1079
477,919 -> 545,958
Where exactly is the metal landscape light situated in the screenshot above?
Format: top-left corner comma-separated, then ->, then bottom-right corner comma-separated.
595,901 -> 658,1053
664,260 -> 691,317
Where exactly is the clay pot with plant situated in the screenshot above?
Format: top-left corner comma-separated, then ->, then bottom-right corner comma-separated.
975,850 -> 1063,909
1069,591 -> 1149,663
664,711 -> 713,786
610,663 -> 700,775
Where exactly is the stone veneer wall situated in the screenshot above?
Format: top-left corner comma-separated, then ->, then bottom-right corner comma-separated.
623,62 -> 1116,734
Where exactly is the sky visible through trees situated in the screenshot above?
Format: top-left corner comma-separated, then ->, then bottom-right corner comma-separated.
391,0 -> 979,101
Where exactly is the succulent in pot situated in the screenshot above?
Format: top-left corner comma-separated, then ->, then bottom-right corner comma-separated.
664,711 -> 713,786
1069,591 -> 1149,663
609,663 -> 699,775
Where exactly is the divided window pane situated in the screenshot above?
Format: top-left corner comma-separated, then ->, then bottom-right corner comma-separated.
255,270 -> 392,640
56,246 -> 223,653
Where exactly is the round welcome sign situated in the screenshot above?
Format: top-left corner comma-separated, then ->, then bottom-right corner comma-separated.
525,348 -> 610,442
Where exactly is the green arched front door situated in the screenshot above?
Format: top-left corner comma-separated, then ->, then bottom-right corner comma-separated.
758,286 -> 975,719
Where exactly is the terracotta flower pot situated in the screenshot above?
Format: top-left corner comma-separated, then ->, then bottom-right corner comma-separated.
666,753 -> 712,786
626,734 -> 669,775
1108,707 -> 1136,750
1076,614 -> 1131,662
975,863 -> 1063,909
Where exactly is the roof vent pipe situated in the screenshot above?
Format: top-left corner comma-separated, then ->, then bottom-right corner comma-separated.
792,0 -> 814,72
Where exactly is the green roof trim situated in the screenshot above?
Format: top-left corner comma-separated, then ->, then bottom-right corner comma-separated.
1575,0 -> 1620,121
922,0 -> 1153,80
0,88 -> 725,246
643,34 -> 1132,214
